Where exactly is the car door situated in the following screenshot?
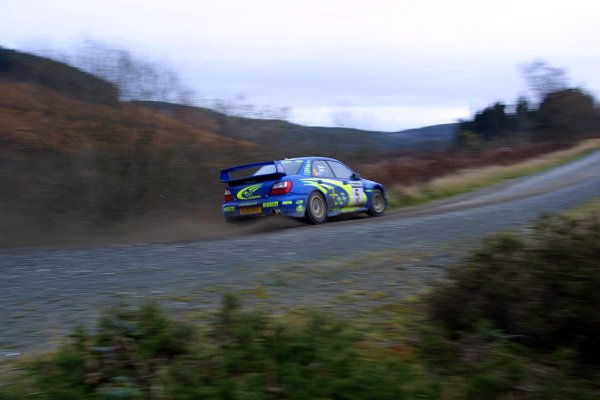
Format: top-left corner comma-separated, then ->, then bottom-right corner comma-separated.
310,159 -> 338,207
326,160 -> 367,208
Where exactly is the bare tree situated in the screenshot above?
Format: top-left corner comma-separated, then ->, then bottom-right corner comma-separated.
521,60 -> 568,105
330,103 -> 355,128
208,94 -> 291,142
209,94 -> 290,120
34,38 -> 196,104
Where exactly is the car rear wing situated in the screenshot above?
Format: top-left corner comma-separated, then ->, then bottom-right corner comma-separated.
220,160 -> 287,184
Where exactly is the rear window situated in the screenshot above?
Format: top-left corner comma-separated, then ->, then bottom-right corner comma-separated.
253,165 -> 277,176
279,159 -> 304,175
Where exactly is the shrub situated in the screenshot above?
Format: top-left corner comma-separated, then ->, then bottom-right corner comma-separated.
19,303 -> 194,399
427,214 -> 600,364
2,297 -> 428,399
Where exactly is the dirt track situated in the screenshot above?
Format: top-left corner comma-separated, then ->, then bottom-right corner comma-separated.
1,150 -> 600,357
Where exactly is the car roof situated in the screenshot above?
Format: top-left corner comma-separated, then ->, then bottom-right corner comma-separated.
280,156 -> 337,162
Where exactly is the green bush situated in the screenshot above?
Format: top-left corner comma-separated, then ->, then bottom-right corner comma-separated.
1,297 -> 429,399
427,214 -> 600,364
16,303 -> 194,400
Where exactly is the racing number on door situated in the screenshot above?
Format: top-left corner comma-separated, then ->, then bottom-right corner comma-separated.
349,183 -> 366,206
325,160 -> 367,207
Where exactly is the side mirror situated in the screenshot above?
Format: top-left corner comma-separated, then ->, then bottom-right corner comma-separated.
351,172 -> 361,180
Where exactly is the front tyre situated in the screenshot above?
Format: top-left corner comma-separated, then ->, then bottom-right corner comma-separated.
305,191 -> 327,224
367,189 -> 386,216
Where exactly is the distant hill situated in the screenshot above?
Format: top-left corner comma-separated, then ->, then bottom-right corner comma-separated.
0,47 -> 118,104
386,123 -> 458,149
132,100 -> 458,156
300,123 -> 458,150
131,101 -> 390,157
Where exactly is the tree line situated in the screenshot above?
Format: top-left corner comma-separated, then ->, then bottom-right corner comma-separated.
456,61 -> 600,148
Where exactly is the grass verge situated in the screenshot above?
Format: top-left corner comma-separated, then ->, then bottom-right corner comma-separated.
389,138 -> 600,208
566,196 -> 600,218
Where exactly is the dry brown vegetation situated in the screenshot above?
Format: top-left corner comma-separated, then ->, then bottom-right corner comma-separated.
0,81 -> 254,154
2,48 -> 600,246
1,73 -> 598,246
360,142 -> 569,188
0,78 -> 262,245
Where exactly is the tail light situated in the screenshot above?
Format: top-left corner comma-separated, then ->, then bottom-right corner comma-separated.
224,189 -> 233,202
270,180 -> 292,195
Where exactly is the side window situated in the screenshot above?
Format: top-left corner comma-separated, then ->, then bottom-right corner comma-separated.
328,161 -> 354,179
311,160 -> 334,177
280,159 -> 304,175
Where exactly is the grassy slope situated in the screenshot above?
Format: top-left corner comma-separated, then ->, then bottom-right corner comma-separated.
386,138 -> 600,207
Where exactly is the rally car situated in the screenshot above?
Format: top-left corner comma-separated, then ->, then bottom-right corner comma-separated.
220,157 -> 387,224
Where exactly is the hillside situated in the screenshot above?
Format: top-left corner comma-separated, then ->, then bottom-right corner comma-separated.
0,81 -> 250,154
0,50 -> 258,242
0,47 -> 458,244
388,123 -> 458,148
0,48 -> 458,165
0,47 -> 118,104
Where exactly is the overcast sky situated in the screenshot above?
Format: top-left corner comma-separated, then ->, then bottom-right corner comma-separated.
3,0 -> 600,131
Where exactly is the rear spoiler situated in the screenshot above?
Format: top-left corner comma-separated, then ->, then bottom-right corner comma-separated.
220,160 -> 286,184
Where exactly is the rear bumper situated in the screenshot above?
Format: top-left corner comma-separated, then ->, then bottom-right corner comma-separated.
222,195 -> 307,220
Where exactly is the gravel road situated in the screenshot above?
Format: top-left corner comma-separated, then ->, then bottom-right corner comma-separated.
2,150 -> 600,357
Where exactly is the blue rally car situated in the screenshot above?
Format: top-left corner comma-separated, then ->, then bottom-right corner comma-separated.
220,157 -> 387,224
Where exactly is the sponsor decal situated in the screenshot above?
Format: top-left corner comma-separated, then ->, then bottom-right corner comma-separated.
300,178 -> 367,207
236,184 -> 263,200
282,200 -> 293,205
223,206 -> 235,213
334,191 -> 349,207
303,161 -> 311,176
263,201 -> 279,208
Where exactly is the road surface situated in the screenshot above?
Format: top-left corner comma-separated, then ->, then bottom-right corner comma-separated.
1,149 -> 600,357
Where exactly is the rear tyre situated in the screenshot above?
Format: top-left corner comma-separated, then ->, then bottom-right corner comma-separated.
367,189 -> 386,216
305,191 -> 327,224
